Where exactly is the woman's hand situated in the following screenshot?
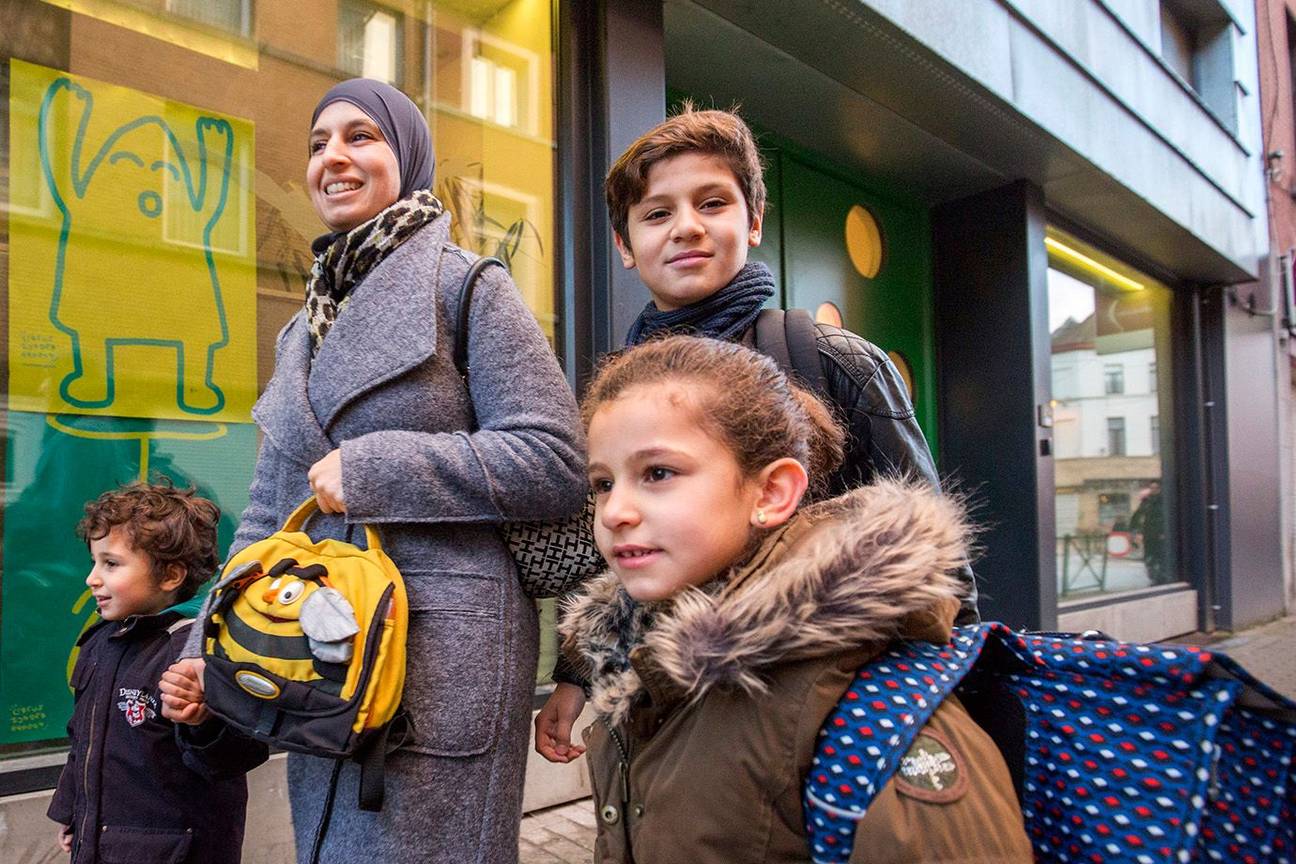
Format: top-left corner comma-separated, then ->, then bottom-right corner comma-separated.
160,658 -> 210,726
57,824 -> 73,854
309,449 -> 347,513
534,683 -> 588,763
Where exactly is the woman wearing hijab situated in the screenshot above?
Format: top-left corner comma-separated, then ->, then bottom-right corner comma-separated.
234,79 -> 584,862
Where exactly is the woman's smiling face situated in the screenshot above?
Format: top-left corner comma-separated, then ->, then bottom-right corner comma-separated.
307,101 -> 401,232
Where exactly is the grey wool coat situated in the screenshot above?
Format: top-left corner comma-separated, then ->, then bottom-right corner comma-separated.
205,214 -> 586,863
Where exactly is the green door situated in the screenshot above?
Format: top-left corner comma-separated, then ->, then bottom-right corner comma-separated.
765,149 -> 937,450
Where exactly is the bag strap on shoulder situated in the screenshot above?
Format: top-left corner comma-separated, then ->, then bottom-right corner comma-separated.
804,626 -> 989,862
784,308 -> 828,398
454,256 -> 507,386
755,308 -> 827,399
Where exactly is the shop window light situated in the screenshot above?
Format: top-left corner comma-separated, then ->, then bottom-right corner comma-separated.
1044,236 -> 1146,293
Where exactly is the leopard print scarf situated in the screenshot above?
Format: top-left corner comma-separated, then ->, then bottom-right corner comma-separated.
305,189 -> 445,354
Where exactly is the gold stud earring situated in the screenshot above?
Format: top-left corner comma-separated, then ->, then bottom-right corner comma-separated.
756,510 -> 767,525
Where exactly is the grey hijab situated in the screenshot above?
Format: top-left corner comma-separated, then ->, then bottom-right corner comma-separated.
311,78 -> 435,198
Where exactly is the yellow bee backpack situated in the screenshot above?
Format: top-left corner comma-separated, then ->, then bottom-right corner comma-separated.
199,497 -> 407,860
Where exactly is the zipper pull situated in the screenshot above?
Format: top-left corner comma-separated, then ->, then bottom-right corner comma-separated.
619,759 -> 630,805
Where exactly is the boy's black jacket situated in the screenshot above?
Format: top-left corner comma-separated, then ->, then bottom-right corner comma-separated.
741,318 -> 981,624
48,609 -> 268,864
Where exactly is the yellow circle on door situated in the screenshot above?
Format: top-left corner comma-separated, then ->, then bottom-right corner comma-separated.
815,302 -> 843,327
887,350 -> 915,400
844,205 -> 884,278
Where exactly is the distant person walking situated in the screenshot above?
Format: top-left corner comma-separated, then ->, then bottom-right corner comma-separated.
1129,480 -> 1166,584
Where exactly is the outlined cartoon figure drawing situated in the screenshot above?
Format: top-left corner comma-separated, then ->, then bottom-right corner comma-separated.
38,76 -> 234,415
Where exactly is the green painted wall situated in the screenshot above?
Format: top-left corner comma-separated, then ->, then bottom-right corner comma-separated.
770,150 -> 936,450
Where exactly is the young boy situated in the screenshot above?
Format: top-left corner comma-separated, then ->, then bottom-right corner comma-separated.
535,105 -> 978,763
48,481 -> 267,863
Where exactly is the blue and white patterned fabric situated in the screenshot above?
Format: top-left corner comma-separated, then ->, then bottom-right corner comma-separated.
803,623 -> 1296,864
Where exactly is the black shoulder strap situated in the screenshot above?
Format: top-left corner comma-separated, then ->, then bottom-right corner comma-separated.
784,308 -> 827,398
454,256 -> 507,384
754,308 -> 792,373
754,307 -> 827,398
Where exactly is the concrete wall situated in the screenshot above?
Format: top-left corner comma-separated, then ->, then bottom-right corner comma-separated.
1253,0 -> 1296,619
861,0 -> 1268,275
1,756 -> 295,864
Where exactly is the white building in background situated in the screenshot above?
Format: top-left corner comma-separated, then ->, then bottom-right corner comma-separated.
1052,335 -> 1159,463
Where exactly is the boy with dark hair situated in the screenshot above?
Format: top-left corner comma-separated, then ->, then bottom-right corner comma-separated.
49,481 -> 266,863
535,105 -> 978,763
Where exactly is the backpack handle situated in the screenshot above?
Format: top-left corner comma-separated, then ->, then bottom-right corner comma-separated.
283,497 -> 383,552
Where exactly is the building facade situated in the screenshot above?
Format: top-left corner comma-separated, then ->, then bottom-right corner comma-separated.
0,0 -> 1291,855
1255,0 -> 1296,628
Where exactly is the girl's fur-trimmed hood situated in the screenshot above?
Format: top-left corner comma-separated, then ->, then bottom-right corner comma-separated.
559,479 -> 972,725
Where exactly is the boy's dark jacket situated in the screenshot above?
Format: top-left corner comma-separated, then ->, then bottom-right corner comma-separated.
739,316 -> 979,622
560,481 -> 1030,864
48,609 -> 268,864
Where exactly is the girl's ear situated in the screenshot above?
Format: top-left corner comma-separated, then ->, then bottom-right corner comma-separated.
159,562 -> 187,594
751,458 -> 808,529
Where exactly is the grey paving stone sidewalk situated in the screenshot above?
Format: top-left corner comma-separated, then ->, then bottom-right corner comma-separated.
519,798 -> 597,863
1181,613 -> 1296,700
521,614 -> 1296,862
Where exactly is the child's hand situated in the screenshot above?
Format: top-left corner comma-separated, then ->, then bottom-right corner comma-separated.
534,682 -> 588,763
160,658 -> 210,725
57,823 -> 72,853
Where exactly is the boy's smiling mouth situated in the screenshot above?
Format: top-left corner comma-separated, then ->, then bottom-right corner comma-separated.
667,250 -> 711,265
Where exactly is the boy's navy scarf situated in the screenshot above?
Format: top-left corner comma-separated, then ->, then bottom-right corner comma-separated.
625,261 -> 776,345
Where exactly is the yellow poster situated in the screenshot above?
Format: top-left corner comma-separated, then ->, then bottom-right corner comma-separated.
7,60 -> 255,421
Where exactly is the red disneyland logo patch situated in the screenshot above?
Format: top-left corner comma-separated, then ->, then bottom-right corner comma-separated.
116,687 -> 158,727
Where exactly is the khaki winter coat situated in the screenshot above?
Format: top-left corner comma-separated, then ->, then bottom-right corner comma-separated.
561,481 -> 1033,864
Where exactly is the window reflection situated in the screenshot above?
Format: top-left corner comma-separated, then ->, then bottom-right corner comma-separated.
1048,228 -> 1176,599
165,0 -> 252,37
0,0 -> 559,755
339,1 -> 402,86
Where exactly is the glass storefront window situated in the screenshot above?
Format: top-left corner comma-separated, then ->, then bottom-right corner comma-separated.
1047,227 -> 1177,600
0,0 -> 559,757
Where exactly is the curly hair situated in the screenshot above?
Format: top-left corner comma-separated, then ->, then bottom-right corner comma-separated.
605,103 -> 766,248
582,335 -> 845,497
77,480 -> 220,602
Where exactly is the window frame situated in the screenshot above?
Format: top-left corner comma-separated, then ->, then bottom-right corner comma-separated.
1104,363 -> 1126,395
1107,415 -> 1127,457
337,0 -> 405,88
1044,215 -> 1208,616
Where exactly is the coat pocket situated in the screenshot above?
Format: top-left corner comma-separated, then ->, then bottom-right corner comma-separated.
401,571 -> 506,756
98,825 -> 192,864
70,655 -> 95,693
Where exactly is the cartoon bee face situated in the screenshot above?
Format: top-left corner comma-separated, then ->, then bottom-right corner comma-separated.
242,562 -> 326,625
264,575 -> 308,607
215,557 -> 359,688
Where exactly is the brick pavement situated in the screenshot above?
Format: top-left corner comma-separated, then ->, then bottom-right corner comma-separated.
519,798 -> 598,863
521,614 -> 1296,862
1184,613 -> 1296,700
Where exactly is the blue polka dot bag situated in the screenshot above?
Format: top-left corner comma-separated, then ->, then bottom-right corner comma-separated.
804,623 -> 1296,864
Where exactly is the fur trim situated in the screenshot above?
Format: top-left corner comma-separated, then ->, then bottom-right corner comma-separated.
559,572 -> 648,726
560,480 -> 972,724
